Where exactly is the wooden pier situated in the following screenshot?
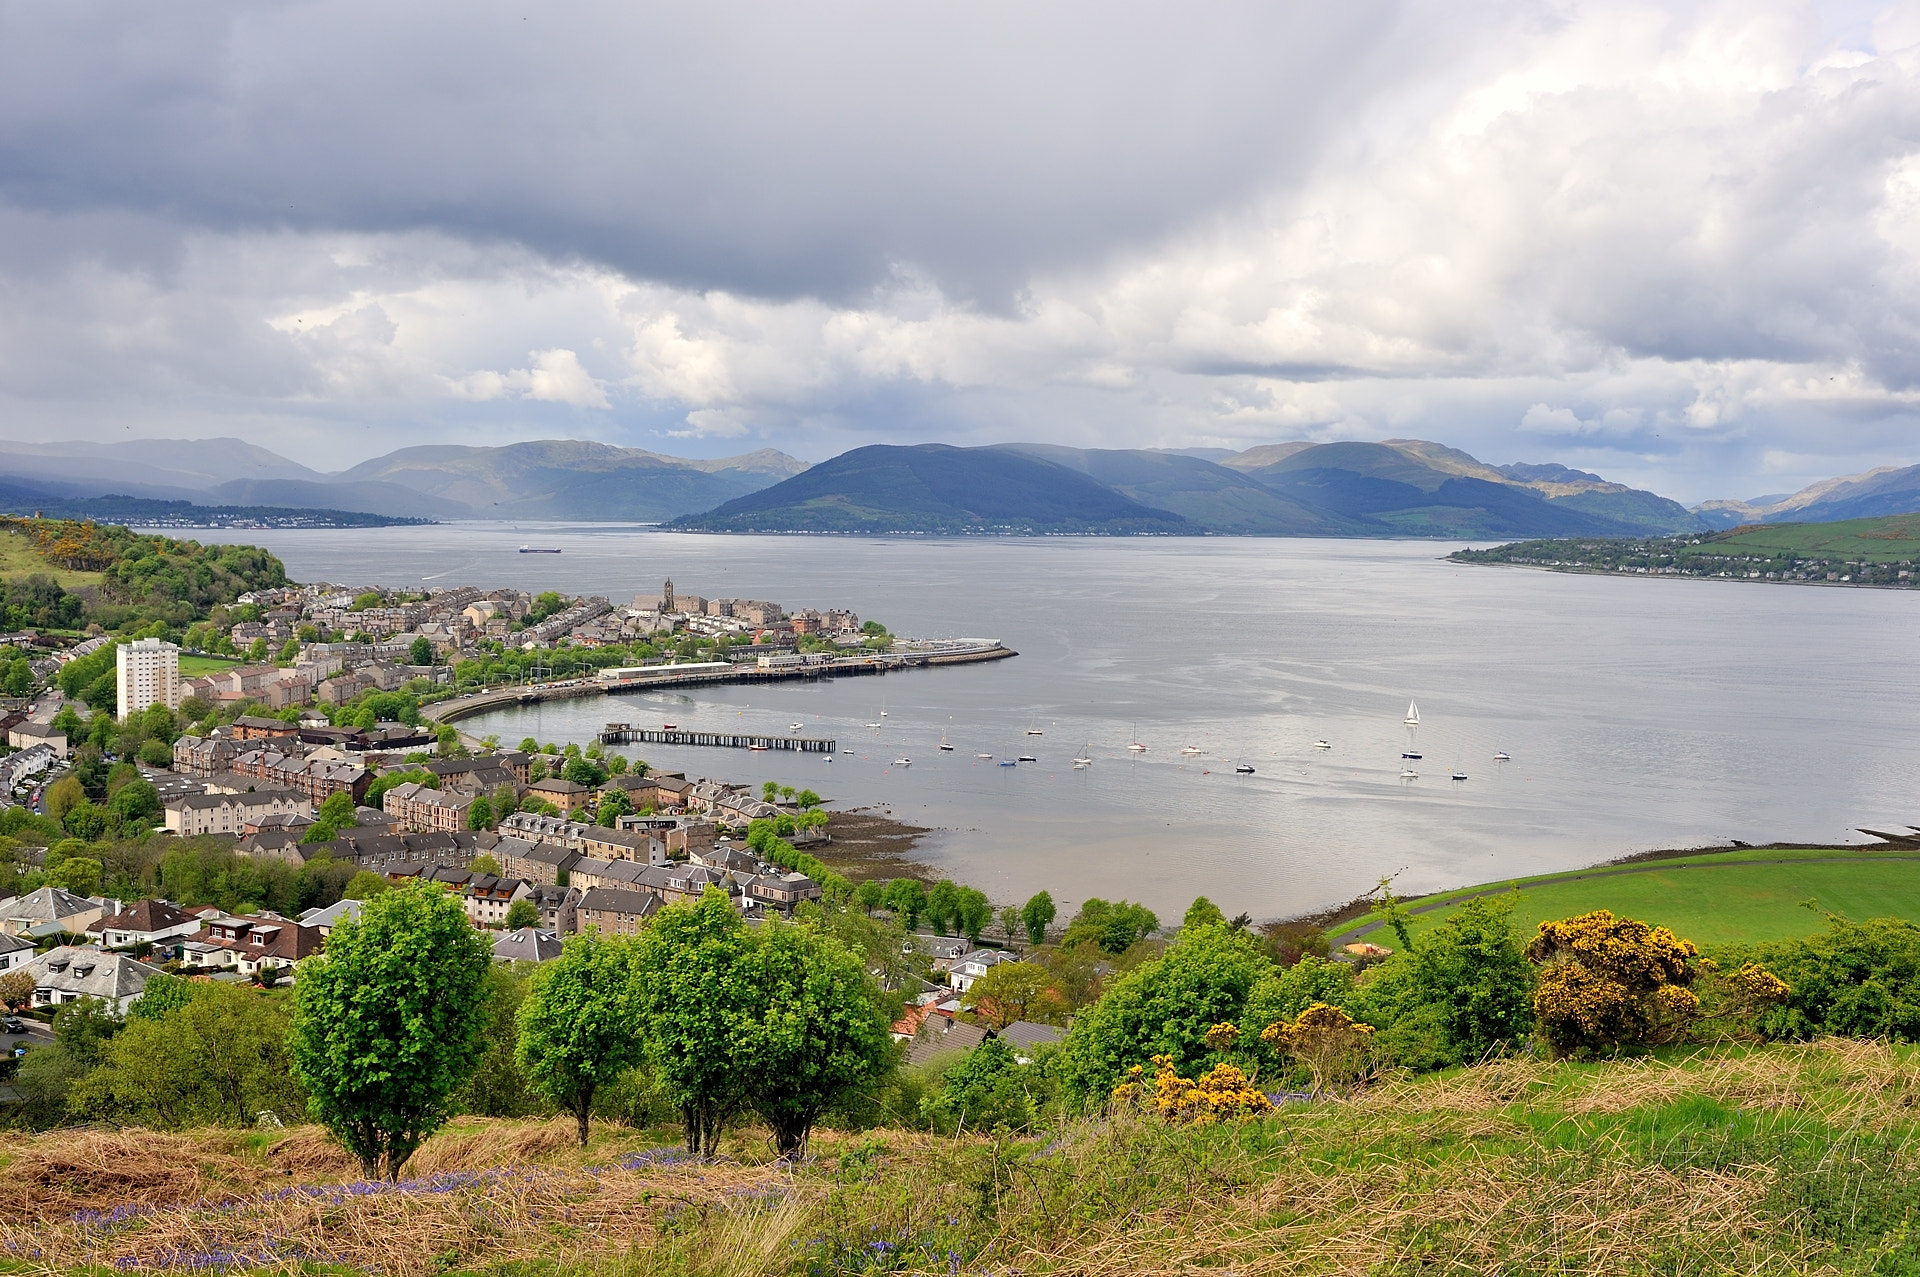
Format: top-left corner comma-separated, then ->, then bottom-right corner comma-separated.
597,723 -> 837,753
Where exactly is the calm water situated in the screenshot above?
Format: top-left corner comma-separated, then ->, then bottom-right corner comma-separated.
221,523 -> 1920,922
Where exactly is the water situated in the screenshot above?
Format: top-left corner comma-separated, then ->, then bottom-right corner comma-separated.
221,523 -> 1920,922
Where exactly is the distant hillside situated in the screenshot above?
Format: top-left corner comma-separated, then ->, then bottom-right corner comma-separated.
1001,445 -> 1359,535
669,444 -> 1191,534
0,437 -> 807,522
0,481 -> 427,528
1694,463 -> 1920,529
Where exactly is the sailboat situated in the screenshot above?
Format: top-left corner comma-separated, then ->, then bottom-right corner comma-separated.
1494,749 -> 1511,762
1179,744 -> 1203,756
1451,767 -> 1468,781
1404,701 -> 1420,727
1126,723 -> 1148,753
1072,743 -> 1093,768
938,733 -> 954,752
1017,753 -> 1037,763
1312,739 -> 1332,751
1025,716 -> 1044,736
1234,762 -> 1256,774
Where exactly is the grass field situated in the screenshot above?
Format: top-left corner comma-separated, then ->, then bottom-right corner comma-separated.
0,526 -> 103,590
1714,513 -> 1920,562
177,653 -> 245,677
1333,847 -> 1920,949
7,1041 -> 1920,1274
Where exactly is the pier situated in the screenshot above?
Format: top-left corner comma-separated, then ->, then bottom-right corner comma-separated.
597,723 -> 837,752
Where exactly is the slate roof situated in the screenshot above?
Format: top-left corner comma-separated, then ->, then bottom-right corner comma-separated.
91,899 -> 200,937
492,928 -> 564,963
29,946 -> 161,1002
999,1021 -> 1067,1050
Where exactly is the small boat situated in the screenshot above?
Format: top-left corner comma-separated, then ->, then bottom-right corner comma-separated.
1026,729 -> 1044,736
1234,763 -> 1255,774
864,721 -> 882,729
1451,770 -> 1468,781
1127,742 -> 1148,753
1179,745 -> 1203,756
1017,754 -> 1037,763
998,759 -> 1017,767
976,752 -> 994,760
662,722 -> 678,730
939,742 -> 954,752
1400,767 -> 1418,778
789,722 -> 803,732
1313,740 -> 1332,751
893,757 -> 911,767
748,744 -> 769,752
1073,743 -> 1093,767
518,545 -> 561,554
1404,701 -> 1420,727
1494,750 -> 1511,762
1402,751 -> 1423,760
1073,758 -> 1091,769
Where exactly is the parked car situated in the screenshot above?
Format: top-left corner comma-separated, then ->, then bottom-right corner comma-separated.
2,1017 -> 27,1034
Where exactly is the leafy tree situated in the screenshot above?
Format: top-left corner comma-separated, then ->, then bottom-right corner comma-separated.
734,918 -> 894,1157
106,778 -> 161,828
138,738 -> 174,767
632,889 -> 753,1157
855,879 -> 884,915
954,886 -> 993,945
454,965 -> 542,1117
1000,905 -> 1023,945
882,878 -> 928,932
1353,896 -> 1535,1068
962,961 -> 1066,1029
467,796 -> 495,831
1021,890 -> 1056,946
70,983 -> 303,1128
49,856 -> 102,897
762,781 -> 779,802
128,972 -> 197,1021
343,870 -> 391,900
44,775 -> 84,822
288,881 -> 494,1178
921,1037 -> 1038,1134
927,879 -> 959,935
504,899 -> 540,930
409,636 -> 434,666
1058,924 -> 1273,1104
0,968 -> 35,1011
518,932 -> 646,1145
794,788 -> 821,810
562,755 -> 607,788
1526,910 -> 1705,1058
1183,897 -> 1227,931
246,638 -> 269,663
1064,898 -> 1158,954
62,803 -> 108,841
596,788 -> 631,826
469,854 -> 502,877
301,791 -> 357,844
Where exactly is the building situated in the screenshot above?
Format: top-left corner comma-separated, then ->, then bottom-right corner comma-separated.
492,836 -> 581,887
165,788 -> 313,838
6,723 -> 66,758
527,777 -> 589,814
462,874 -> 531,927
0,932 -> 33,973
382,781 -> 475,833
527,883 -> 581,935
116,637 -> 181,719
0,886 -> 105,938
298,897 -> 363,937
180,913 -> 324,977
574,886 -> 659,936
947,949 -> 1016,993
24,946 -> 162,1014
90,899 -> 205,949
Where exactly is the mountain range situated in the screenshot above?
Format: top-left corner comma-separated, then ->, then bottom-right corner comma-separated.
8,434 -> 1920,538
671,441 -> 1705,537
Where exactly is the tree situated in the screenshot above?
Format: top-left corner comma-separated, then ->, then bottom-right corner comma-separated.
927,879 -> 959,935
921,1037 -> 1037,1134
596,788 -> 631,826
302,791 -> 357,844
70,983 -> 304,1128
288,881 -> 494,1178
734,918 -> 894,1158
762,781 -> 779,802
343,870 -> 390,901
1356,895 -> 1536,1068
518,931 -> 645,1145
106,778 -> 161,828
794,788 -> 821,810
632,889 -> 753,1157
1000,905 -> 1023,945
49,856 -> 102,897
409,636 -> 434,666
246,638 -> 269,663
1021,890 -> 1056,946
519,737 -> 540,752
855,880 -> 884,915
962,961 -> 1066,1029
1064,898 -> 1159,954
882,878 -> 927,932
467,796 -> 495,831
44,775 -> 84,822
954,886 -> 993,945
0,968 -> 35,1010
504,899 -> 540,930
1183,897 -> 1227,931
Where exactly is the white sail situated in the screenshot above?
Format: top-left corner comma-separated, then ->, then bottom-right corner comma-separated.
1404,700 -> 1420,726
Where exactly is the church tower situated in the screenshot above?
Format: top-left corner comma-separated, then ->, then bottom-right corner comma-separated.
662,578 -> 675,614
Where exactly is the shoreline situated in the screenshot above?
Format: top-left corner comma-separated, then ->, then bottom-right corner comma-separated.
813,807 -> 942,882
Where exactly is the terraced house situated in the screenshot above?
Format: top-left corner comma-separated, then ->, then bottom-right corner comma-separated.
382,781 -> 475,833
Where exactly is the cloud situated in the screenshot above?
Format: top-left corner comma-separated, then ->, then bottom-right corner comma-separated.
0,0 -> 1916,502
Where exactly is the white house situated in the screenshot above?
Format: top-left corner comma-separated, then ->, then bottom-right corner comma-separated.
0,932 -> 33,973
947,949 -> 1016,993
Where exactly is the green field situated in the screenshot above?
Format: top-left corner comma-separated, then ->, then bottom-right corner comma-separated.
1714,513 -> 1920,562
177,653 -> 245,677
0,526 -> 105,590
1333,847 -> 1920,949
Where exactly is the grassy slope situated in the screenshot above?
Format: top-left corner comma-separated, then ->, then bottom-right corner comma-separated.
8,1042 -> 1920,1273
0,527 -> 104,592
1333,847 -> 1920,948
1714,513 -> 1920,562
178,653 -> 246,677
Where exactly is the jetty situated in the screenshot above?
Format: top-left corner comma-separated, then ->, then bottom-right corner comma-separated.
597,723 -> 836,752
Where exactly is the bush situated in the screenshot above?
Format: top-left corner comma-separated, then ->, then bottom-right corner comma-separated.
920,1037 -> 1043,1133
1526,910 -> 1705,1058
1750,914 -> 1920,1041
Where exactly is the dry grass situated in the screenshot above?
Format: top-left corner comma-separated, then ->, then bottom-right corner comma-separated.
0,1129 -> 275,1221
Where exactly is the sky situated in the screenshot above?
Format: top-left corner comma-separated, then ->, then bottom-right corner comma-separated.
1,0 -> 1918,502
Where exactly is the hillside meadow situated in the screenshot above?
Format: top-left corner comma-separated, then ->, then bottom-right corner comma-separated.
5,1039 -> 1920,1275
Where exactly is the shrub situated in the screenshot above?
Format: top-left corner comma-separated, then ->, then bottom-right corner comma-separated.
1750,914 -> 1920,1041
1113,1052 -> 1274,1123
1526,910 -> 1704,1057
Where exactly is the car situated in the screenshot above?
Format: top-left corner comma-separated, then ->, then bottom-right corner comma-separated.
2,1017 -> 26,1034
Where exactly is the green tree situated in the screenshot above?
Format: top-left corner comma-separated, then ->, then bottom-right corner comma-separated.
596,788 -> 631,826
106,778 -> 161,828
453,965 -> 542,1117
1183,897 -> 1227,931
49,856 -> 102,897
794,788 -> 821,810
1751,913 -> 1920,1040
343,870 -> 390,901
504,899 -> 540,930
632,889 -> 753,1157
762,781 -> 779,802
920,1037 -> 1038,1134
44,775 -> 84,822
469,854 -> 502,877
999,905 -> 1023,945
882,878 -> 928,932
1064,898 -> 1159,954
409,636 -> 434,666
301,791 -> 357,844
954,886 -> 993,945
734,918 -> 894,1157
466,796 -> 495,831
518,931 -> 646,1145
962,961 -> 1066,1029
927,879 -> 959,935
288,881 -> 494,1178
855,879 -> 884,915
1354,895 -> 1535,1069
1021,890 -> 1057,946
1057,923 -> 1274,1104
70,983 -> 303,1128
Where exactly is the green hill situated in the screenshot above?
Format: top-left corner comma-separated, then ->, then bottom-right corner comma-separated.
669,443 -> 1192,534
1001,444 -> 1361,534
